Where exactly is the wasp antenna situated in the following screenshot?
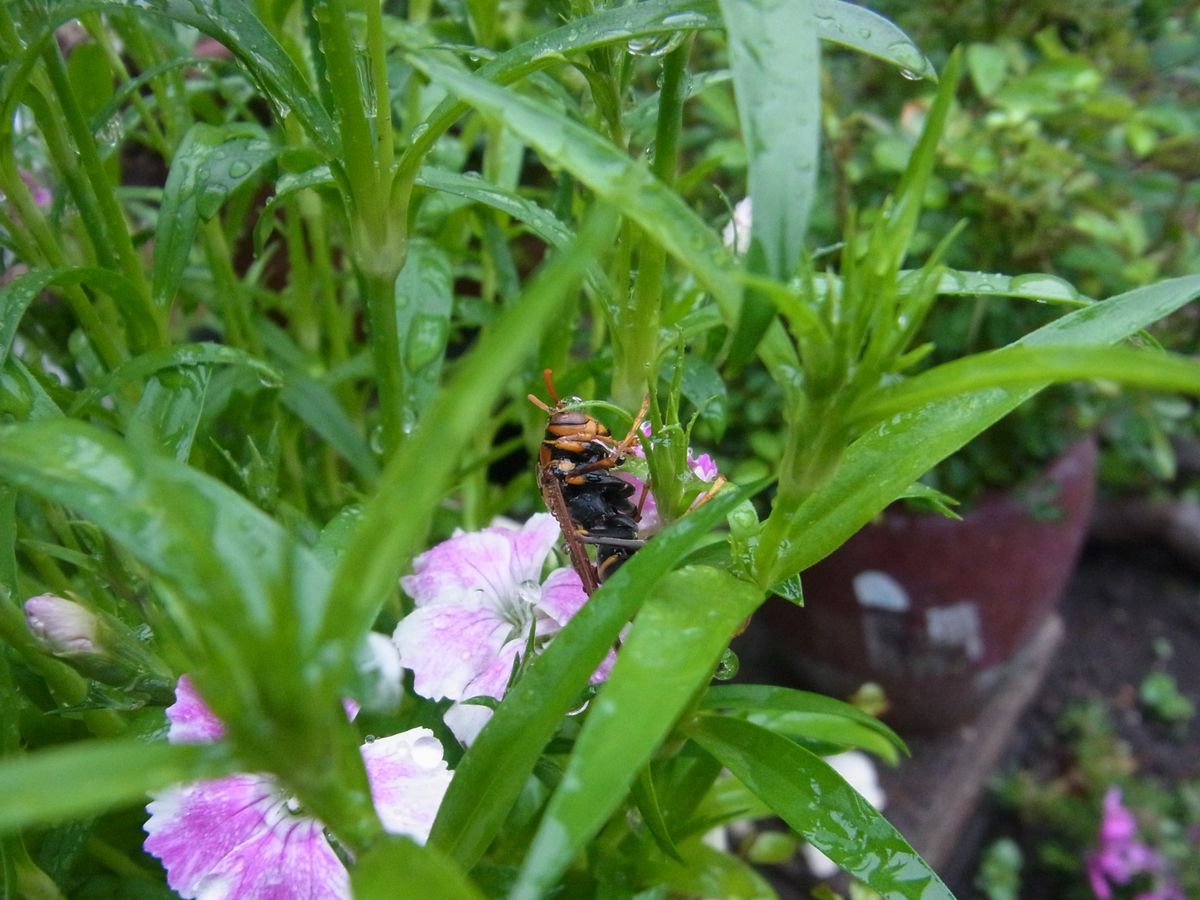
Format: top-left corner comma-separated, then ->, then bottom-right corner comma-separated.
528,393 -> 553,413
542,368 -> 561,405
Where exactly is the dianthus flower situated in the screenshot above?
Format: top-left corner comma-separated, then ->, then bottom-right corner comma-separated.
1085,786 -> 1183,900
393,514 -> 596,744
144,675 -> 451,899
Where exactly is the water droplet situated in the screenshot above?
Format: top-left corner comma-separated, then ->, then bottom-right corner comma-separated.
714,648 -> 739,681
355,54 -> 377,117
626,31 -> 684,57
98,115 -> 124,151
364,734 -> 377,743
411,734 -> 444,768
368,425 -> 385,454
410,123 -> 430,143
228,160 -> 251,179
285,797 -> 302,814
567,697 -> 590,716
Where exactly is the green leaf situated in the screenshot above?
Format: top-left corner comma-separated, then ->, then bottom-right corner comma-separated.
689,715 -> 952,899
642,837 -> 777,899
719,0 -> 819,368
153,123 -> 278,311
280,376 -> 380,482
52,0 -> 337,154
401,0 -> 932,174
769,274 -> 1200,582
0,738 -> 233,836
851,345 -> 1200,427
511,567 -> 762,900
126,368 -> 212,462
415,167 -> 572,248
67,342 -> 281,416
966,42 -> 1009,98
429,482 -> 761,868
701,684 -> 906,759
935,270 -> 1089,306
0,268 -> 160,364
720,0 -> 819,281
352,836 -> 484,900
812,2 -> 935,79
395,239 -> 453,428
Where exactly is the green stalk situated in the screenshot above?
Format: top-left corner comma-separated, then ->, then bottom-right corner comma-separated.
41,42 -> 152,301
612,40 -> 690,410
362,270 -> 406,454
201,221 -> 261,355
318,0 -> 406,453
0,156 -> 126,371
364,0 -> 394,174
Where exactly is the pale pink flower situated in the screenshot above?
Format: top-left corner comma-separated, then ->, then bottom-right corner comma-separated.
144,676 -> 451,900
393,514 -> 597,744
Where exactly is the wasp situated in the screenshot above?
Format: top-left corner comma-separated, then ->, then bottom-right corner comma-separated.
529,371 -> 649,595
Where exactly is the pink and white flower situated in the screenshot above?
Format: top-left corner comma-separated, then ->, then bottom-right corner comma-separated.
393,514 -> 594,744
144,676 -> 451,900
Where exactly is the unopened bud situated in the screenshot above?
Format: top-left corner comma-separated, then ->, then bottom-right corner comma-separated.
23,594 -> 174,704
24,594 -> 100,657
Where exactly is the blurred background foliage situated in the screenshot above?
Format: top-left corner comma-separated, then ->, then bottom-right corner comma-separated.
701,0 -> 1200,502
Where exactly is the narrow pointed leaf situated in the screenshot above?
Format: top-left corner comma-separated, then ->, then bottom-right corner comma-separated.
721,0 -> 818,281
702,684 -> 906,756
690,715 -> 953,899
0,268 -> 159,364
512,567 -> 762,899
154,123 -> 277,311
67,342 -> 281,415
49,0 -> 337,153
0,738 -> 233,836
0,419 -> 331,656
851,345 -> 1200,427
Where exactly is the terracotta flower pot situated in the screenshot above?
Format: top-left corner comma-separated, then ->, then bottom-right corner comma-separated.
760,438 -> 1097,733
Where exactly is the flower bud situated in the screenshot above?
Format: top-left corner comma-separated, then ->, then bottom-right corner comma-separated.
24,594 -> 99,656
23,594 -> 175,704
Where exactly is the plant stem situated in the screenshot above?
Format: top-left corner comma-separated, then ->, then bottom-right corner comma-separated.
612,40 -> 690,410
363,270 -> 406,454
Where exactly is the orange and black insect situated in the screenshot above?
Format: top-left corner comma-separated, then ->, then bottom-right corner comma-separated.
529,371 -> 649,595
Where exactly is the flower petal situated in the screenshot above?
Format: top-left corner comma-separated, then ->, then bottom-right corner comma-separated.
362,728 -> 453,842
393,606 -> 511,700
536,567 -> 588,625
504,514 -> 563,583
145,774 -> 286,898
192,813 -> 347,900
443,701 -> 493,746
166,675 -> 225,743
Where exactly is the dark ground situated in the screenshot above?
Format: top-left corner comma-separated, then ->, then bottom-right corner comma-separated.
947,540 -> 1200,898
738,539 -> 1200,898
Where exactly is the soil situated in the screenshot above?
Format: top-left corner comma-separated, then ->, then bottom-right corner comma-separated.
946,540 -> 1200,897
